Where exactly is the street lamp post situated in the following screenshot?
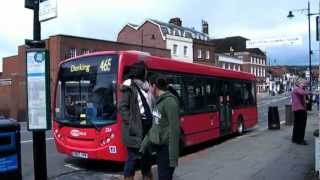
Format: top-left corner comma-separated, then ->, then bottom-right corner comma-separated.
288,0 -> 319,91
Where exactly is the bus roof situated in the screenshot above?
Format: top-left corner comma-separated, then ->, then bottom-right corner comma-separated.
59,51 -> 256,81
145,54 -> 255,81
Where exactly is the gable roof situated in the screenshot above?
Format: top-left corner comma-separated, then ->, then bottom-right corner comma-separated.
148,19 -> 210,41
121,19 -> 210,41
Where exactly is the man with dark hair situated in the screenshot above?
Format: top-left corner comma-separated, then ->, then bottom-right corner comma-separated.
140,75 -> 180,180
119,61 -> 154,180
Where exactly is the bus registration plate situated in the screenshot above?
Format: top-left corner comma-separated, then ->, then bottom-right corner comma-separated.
71,151 -> 88,159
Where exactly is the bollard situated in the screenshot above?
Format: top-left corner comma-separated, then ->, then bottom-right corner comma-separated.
285,104 -> 293,126
307,95 -> 313,111
268,106 -> 280,130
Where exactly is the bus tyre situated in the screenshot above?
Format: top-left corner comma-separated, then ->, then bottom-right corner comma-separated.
237,119 -> 245,135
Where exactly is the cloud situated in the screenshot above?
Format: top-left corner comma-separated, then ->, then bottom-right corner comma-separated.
0,0 -> 318,71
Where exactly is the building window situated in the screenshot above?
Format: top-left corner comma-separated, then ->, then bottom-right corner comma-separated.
185,31 -> 192,38
205,50 -> 210,60
184,46 -> 188,57
66,48 -> 77,59
79,48 -> 90,55
174,29 -> 180,36
197,48 -> 202,59
173,44 -> 178,56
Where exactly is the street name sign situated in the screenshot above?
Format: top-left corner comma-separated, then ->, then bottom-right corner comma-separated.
39,0 -> 57,22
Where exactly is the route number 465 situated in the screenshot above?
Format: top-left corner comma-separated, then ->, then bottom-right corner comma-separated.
100,58 -> 112,72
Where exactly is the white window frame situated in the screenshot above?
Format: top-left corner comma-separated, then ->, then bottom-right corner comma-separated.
69,48 -> 77,58
173,44 -> 178,56
197,48 -> 202,59
174,29 -> 180,36
205,50 -> 210,60
184,46 -> 188,57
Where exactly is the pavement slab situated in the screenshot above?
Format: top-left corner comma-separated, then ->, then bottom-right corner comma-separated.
173,110 -> 318,180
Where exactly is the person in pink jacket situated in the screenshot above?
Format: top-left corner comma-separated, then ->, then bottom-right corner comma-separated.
291,79 -> 312,145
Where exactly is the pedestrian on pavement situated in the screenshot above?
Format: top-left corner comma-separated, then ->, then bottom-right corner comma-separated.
119,61 -> 154,180
140,75 -> 180,180
291,78 -> 312,145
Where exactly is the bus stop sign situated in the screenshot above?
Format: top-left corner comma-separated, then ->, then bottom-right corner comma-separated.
26,49 -> 51,131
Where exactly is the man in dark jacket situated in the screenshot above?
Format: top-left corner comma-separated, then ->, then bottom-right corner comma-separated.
140,76 -> 180,180
119,61 -> 154,180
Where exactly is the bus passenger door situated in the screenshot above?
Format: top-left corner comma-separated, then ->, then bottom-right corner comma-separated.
219,81 -> 232,136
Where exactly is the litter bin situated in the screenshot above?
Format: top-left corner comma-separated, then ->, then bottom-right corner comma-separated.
268,106 -> 280,130
0,119 -> 21,180
285,104 -> 293,126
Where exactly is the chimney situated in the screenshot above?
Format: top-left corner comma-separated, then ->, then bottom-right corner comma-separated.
202,20 -> 209,34
169,17 -> 182,27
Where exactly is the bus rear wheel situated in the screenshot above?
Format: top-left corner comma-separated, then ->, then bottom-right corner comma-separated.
237,118 -> 245,135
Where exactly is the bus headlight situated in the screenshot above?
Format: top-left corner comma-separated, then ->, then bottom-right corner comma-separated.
54,128 -> 62,140
100,133 -> 115,146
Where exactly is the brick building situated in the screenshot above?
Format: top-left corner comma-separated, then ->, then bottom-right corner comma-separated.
215,54 -> 242,71
193,39 -> 216,65
211,36 -> 267,93
0,34 -> 170,121
117,18 -> 217,65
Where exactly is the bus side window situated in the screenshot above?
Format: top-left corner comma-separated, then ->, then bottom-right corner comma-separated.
148,71 -> 185,113
232,82 -> 243,107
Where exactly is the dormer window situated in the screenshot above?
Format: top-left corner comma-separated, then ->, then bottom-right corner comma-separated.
161,26 -> 169,35
168,28 -> 173,35
174,29 -> 180,36
185,31 -> 192,38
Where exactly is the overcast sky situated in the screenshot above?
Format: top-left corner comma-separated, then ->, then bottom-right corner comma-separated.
1,0 -> 319,72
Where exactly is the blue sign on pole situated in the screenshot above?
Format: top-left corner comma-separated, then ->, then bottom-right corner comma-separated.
0,155 -> 18,172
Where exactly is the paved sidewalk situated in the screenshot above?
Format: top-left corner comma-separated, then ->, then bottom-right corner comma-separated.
168,110 -> 318,180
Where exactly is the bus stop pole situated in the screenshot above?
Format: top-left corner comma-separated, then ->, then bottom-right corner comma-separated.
33,131 -> 47,180
32,1 -> 47,180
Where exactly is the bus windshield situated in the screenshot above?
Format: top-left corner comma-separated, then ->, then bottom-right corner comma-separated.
55,54 -> 118,127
